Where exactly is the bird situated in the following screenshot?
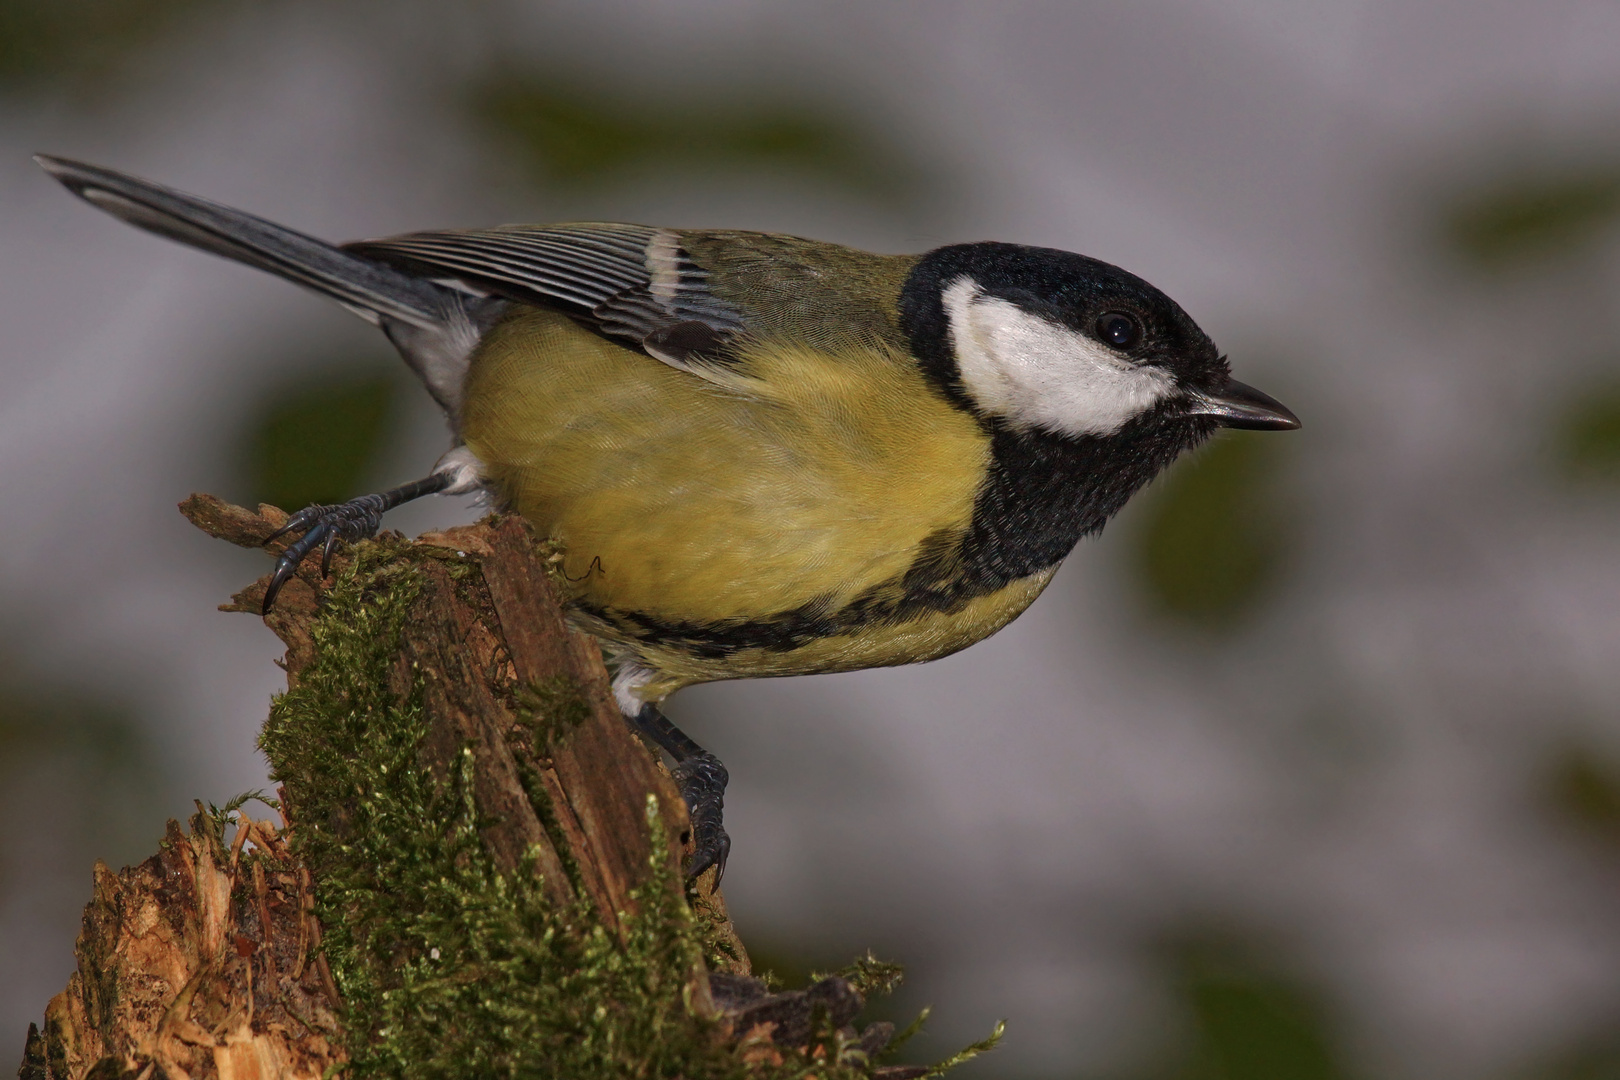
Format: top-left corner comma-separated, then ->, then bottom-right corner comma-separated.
36,154 -> 1299,880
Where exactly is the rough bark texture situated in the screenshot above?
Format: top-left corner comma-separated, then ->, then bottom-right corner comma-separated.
19,810 -> 341,1080
16,497 -> 961,1080
190,496 -> 705,935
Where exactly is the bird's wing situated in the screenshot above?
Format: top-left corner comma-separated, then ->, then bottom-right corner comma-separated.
346,224 -> 748,375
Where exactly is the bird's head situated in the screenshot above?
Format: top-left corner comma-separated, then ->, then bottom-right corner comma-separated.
899,242 -> 1298,443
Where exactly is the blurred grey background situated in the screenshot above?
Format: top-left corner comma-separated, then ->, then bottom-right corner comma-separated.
6,2 -> 1620,1077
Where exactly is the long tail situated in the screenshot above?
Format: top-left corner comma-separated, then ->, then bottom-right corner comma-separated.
35,155 -> 489,414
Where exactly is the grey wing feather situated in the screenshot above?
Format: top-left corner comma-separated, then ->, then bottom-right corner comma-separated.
348,225 -> 748,372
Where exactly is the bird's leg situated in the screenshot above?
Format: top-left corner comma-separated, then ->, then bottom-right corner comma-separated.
261,473 -> 452,611
625,700 -> 731,882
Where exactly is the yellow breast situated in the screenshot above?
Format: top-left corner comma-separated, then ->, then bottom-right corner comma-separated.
459,307 -> 1051,692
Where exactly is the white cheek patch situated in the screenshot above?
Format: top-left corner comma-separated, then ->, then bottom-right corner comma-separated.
942,276 -> 1175,437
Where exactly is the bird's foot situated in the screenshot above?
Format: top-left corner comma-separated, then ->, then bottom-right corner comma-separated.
258,473 -> 454,612
261,494 -> 391,611
622,697 -> 732,881
673,750 -> 730,882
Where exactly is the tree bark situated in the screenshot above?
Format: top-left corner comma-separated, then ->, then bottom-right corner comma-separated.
15,497 -> 950,1080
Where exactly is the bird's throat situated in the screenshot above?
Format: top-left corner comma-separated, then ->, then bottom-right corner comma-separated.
958,417 -> 1216,587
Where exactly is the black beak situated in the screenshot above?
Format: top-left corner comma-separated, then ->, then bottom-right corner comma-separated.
1188,378 -> 1300,431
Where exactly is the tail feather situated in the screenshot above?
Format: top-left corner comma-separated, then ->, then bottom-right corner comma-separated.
35,154 -> 454,329
35,155 -> 493,416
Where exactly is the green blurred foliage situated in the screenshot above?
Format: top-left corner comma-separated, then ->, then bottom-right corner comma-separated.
0,676 -> 168,896
744,942 -> 829,993
471,75 -> 919,200
1519,1043 -> 1620,1080
242,372 -> 400,511
1131,433 -> 1293,628
1553,384 -> 1620,482
1444,168 -> 1620,266
1132,937 -> 1350,1080
1515,747 -> 1620,1080
0,0 -> 209,91
1544,741 -> 1620,843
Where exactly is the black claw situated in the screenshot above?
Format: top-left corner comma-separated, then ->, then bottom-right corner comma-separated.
624,702 -> 733,881
261,565 -> 294,614
255,475 -> 454,614
261,559 -> 295,614
320,526 -> 342,577
687,831 -> 731,885
263,513 -> 307,547
262,520 -> 332,613
673,751 -> 730,883
258,496 -> 390,613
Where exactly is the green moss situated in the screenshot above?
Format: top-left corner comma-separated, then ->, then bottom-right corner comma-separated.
684,881 -> 749,978
512,676 -> 591,754
819,954 -> 905,1000
504,676 -> 592,901
256,538 -> 948,1078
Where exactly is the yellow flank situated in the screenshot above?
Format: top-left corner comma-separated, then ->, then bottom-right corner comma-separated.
620,568 -> 1059,700
460,306 -> 1051,691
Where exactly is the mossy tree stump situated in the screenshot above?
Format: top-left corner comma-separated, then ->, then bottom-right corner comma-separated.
17,497 -> 971,1080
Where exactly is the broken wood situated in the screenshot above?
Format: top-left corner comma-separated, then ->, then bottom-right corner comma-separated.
17,497 -> 963,1080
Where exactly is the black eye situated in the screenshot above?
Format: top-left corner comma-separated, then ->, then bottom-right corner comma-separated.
1095,311 -> 1141,349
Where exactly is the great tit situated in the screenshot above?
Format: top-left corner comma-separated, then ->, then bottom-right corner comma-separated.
37,155 -> 1298,879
